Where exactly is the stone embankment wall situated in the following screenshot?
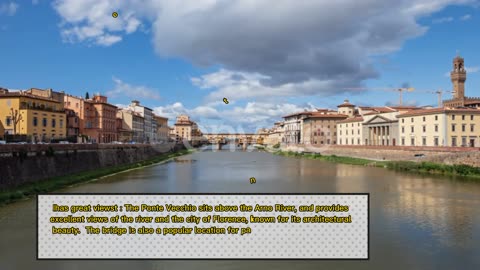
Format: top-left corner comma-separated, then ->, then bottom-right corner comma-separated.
0,143 -> 182,190
280,144 -> 480,168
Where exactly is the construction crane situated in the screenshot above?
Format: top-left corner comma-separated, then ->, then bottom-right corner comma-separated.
417,89 -> 456,107
344,87 -> 415,106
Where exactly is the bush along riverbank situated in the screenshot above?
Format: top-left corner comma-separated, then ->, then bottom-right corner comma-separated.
0,149 -> 194,206
272,150 -> 480,179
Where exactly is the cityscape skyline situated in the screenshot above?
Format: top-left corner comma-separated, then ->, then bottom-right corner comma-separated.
1,1 -> 480,132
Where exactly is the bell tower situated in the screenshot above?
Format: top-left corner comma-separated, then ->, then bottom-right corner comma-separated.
450,54 -> 466,99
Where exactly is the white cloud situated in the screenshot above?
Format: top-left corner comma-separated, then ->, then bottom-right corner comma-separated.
191,69 -> 364,103
53,0 -> 142,46
465,66 -> 479,73
106,77 -> 161,100
0,2 -> 19,16
153,101 -> 310,132
432,16 -> 454,23
444,66 -> 479,77
52,0 -> 477,100
96,34 -> 122,46
460,14 -> 472,20
32,0 -> 39,5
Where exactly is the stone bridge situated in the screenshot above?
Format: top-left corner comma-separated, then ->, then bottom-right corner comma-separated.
203,133 -> 264,145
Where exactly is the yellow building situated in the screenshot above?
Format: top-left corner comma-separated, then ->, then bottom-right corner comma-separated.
154,115 -> 169,143
397,107 -> 480,147
0,89 -> 66,142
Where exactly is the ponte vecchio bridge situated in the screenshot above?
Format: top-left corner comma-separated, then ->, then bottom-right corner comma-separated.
203,133 -> 264,148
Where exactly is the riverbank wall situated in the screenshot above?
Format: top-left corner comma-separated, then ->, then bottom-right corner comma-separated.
279,144 -> 480,168
0,143 -> 183,190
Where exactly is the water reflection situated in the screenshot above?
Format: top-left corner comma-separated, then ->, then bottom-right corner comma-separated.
1,151 -> 480,269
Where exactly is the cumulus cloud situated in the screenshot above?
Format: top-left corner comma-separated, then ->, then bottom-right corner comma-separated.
52,0 -> 476,100
106,77 -> 161,100
0,2 -> 19,16
191,69 -> 365,103
153,101 -> 310,132
53,0 -> 141,46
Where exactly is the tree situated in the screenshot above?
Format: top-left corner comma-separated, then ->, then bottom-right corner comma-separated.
9,108 -> 23,135
85,92 -> 90,99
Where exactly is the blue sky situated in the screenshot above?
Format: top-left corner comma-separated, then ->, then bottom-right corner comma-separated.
1,0 -> 479,132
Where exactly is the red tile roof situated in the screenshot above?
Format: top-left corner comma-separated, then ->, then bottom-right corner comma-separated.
305,113 -> 348,119
397,107 -> 480,117
337,116 -> 364,123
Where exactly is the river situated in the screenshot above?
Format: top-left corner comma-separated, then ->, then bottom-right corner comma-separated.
1,148 -> 480,269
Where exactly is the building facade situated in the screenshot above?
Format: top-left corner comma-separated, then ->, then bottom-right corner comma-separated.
64,94 -> 118,143
283,112 -> 311,144
128,100 -> 154,143
0,89 -> 67,142
397,107 -> 480,147
303,112 -> 347,145
337,117 -> 363,145
173,115 -> 201,145
116,108 -> 144,143
154,115 -> 169,143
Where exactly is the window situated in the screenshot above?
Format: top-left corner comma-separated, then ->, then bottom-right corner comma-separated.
422,137 -> 426,146
320,132 -> 324,136
452,124 -> 456,132
422,126 -> 426,132
357,138 -> 360,145
411,126 -> 414,133
5,116 -> 11,126
358,130 -> 360,135
43,118 -> 47,127
327,139 -> 330,144
452,137 -> 457,147
33,117 -> 38,126
435,115 -> 438,121
346,130 -> 348,135
471,115 -> 474,121
411,118 -> 414,123
402,127 -> 405,133
51,119 -> 56,128
435,125 -> 438,132
471,124 -> 475,132
411,138 -> 415,146
434,137 -> 439,146
462,137 -> 467,146
452,115 -> 456,120
402,119 -> 405,123
423,117 -> 426,122
313,132 -> 317,136
462,124 -> 466,132
462,115 -> 465,121
351,138 -> 354,145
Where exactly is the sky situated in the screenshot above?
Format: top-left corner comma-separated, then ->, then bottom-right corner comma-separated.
1,0 -> 480,133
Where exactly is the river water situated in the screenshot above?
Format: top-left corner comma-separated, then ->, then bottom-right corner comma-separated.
1,148 -> 480,269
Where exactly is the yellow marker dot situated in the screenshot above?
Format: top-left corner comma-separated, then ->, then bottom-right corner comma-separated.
112,12 -> 118,18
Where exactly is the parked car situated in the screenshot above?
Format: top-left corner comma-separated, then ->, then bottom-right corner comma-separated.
59,141 -> 70,144
0,140 -> 6,144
